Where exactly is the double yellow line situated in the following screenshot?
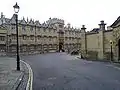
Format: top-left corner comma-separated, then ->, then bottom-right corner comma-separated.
21,60 -> 33,90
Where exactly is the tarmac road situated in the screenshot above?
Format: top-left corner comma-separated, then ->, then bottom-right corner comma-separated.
22,52 -> 120,90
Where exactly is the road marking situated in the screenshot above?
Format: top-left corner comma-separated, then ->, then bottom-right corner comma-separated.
21,60 -> 33,90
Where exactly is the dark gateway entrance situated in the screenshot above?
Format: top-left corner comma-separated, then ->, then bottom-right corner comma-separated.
59,43 -> 64,52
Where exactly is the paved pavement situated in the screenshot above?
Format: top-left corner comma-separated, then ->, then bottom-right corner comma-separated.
0,57 -> 28,90
22,52 -> 120,90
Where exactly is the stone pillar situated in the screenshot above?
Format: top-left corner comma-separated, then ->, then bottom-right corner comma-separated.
98,31 -> 104,59
98,21 -> 106,60
99,20 -> 106,30
80,25 -> 87,58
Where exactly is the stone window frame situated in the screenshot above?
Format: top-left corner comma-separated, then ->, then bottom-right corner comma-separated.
65,37 -> 67,41
49,36 -> 52,41
30,35 -> 34,40
59,25 -> 63,28
53,29 -> 56,33
38,27 -> 40,31
23,35 -> 27,40
43,28 -> 46,32
38,36 -> 41,40
0,36 -> 5,41
69,31 -> 71,35
30,26 -> 33,31
11,25 -> 16,30
12,35 -> 16,40
48,28 -> 51,32
72,31 -> 74,35
72,37 -> 74,41
22,25 -> 26,30
65,31 -> 67,34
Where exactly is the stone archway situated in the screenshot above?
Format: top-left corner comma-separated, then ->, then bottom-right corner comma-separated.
59,43 -> 65,52
59,43 -> 63,51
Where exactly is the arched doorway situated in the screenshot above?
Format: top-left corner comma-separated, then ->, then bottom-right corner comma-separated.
59,43 -> 64,52
118,39 -> 120,60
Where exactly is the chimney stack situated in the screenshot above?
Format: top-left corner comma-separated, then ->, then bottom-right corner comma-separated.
81,25 -> 86,31
99,20 -> 106,30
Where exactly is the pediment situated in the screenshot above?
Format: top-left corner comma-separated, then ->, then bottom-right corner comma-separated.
9,14 -> 16,24
35,21 -> 41,26
19,18 -> 27,25
29,19 -> 34,26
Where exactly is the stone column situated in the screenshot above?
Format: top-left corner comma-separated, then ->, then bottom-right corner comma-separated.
98,21 -> 106,60
80,25 -> 87,58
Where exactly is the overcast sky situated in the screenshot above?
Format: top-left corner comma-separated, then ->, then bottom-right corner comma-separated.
0,0 -> 120,31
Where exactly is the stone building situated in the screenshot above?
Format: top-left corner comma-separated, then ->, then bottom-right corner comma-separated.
81,18 -> 120,62
0,13 -> 81,55
0,25 -> 6,55
2,12 -> 120,62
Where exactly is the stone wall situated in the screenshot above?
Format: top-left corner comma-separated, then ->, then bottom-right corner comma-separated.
86,51 -> 98,60
81,20 -> 114,61
83,30 -> 113,60
86,33 -> 99,52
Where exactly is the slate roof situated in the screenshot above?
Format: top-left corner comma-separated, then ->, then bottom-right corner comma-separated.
111,16 -> 120,27
0,14 -> 80,31
29,19 -> 35,26
34,21 -> 41,27
90,28 -> 100,32
0,25 -> 7,30
19,17 -> 27,25
9,14 -> 16,24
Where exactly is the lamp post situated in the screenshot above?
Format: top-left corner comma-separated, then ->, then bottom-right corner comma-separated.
35,25 -> 37,54
13,2 -> 20,71
110,40 -> 113,62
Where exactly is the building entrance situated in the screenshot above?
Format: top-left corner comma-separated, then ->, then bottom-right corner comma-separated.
59,43 -> 64,52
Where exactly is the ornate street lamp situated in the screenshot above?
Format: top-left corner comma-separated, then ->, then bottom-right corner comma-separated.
13,2 -> 20,13
13,2 -> 20,70
110,40 -> 113,62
